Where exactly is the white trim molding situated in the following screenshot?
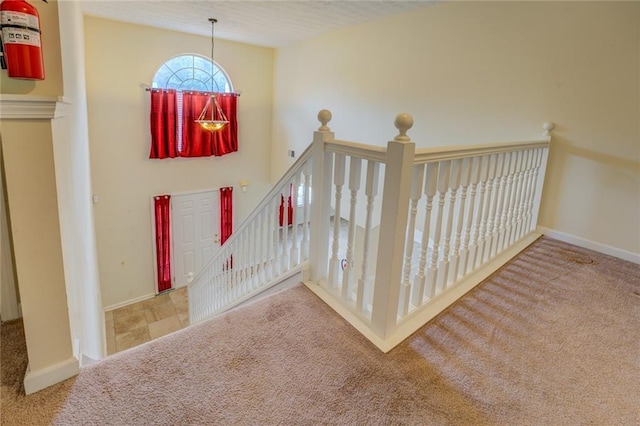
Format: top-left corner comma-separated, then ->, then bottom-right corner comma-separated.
0,95 -> 71,119
537,226 -> 640,264
104,292 -> 155,312
23,357 -> 79,395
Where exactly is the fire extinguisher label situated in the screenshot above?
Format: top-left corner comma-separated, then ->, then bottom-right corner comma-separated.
1,27 -> 40,48
1,11 -> 39,30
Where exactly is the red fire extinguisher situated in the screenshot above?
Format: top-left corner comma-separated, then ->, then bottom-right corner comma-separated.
0,0 -> 44,80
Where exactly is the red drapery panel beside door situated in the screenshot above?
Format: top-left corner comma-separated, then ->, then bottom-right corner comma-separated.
154,195 -> 172,292
181,92 -> 239,158
220,186 -> 233,244
149,89 -> 178,159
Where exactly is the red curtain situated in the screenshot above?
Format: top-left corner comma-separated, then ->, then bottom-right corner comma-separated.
279,184 -> 294,227
181,92 -> 238,158
181,92 -> 215,157
212,94 -> 238,157
154,195 -> 172,292
220,186 -> 233,244
149,90 -> 177,159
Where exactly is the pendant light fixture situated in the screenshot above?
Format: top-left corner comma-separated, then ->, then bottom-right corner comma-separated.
195,18 -> 229,132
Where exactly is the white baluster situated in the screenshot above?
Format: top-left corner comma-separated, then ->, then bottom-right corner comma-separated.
247,221 -> 253,290
357,160 -> 380,314
328,153 -> 346,289
227,243 -> 234,300
244,228 -> 250,290
479,154 -> 498,264
258,208 -> 265,285
236,231 -> 242,295
488,153 -> 508,258
523,150 -> 538,237
278,189 -> 286,277
245,225 -> 252,289
505,151 -> 522,246
520,149 -> 535,238
342,156 -> 362,301
441,159 -> 462,289
290,172 -> 300,266
399,165 -> 424,316
523,150 -> 537,237
516,150 -> 538,239
266,196 -> 275,281
233,235 -> 240,296
450,157 -> 471,283
412,162 -> 437,306
237,229 -> 243,295
302,161 -> 311,261
470,156 -> 489,270
512,150 -> 530,243
233,241 -> 238,297
460,156 -> 481,277
252,217 -> 259,289
497,152 -> 515,253
427,160 -> 450,297
281,182 -> 290,273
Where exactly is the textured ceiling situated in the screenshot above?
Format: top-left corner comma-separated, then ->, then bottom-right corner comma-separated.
80,1 -> 433,48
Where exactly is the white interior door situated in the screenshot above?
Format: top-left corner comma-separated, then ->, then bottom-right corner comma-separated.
172,191 -> 220,288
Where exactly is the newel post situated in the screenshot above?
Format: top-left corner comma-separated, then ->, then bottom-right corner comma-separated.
308,109 -> 335,283
530,122 -> 554,233
371,113 -> 416,339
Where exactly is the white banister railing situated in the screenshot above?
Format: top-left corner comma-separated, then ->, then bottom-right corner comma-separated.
189,110 -> 553,352
188,141 -> 315,323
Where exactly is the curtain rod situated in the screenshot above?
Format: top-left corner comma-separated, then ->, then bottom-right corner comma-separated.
143,86 -> 241,96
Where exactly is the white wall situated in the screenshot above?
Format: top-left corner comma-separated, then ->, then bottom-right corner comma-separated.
84,17 -> 274,308
273,1 -> 640,255
1,118 -> 77,378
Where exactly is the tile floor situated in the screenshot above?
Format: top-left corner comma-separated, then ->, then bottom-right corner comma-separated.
105,286 -> 188,355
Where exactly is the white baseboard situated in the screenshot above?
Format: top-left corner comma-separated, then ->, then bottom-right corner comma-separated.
103,292 -> 155,312
23,357 -> 79,395
537,226 -> 640,264
81,353 -> 100,367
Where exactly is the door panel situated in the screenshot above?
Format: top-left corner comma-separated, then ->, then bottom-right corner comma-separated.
172,191 -> 220,288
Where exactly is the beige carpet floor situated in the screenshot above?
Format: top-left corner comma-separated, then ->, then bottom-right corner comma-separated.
2,236 -> 639,425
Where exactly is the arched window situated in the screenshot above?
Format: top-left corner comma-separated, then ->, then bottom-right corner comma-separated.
149,54 -> 238,159
152,54 -> 233,93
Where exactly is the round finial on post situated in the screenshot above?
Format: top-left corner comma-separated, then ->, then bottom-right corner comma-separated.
542,122 -> 555,137
394,113 -> 414,141
318,109 -> 332,131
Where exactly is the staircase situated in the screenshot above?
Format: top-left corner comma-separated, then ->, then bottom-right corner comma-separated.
189,110 -> 553,352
